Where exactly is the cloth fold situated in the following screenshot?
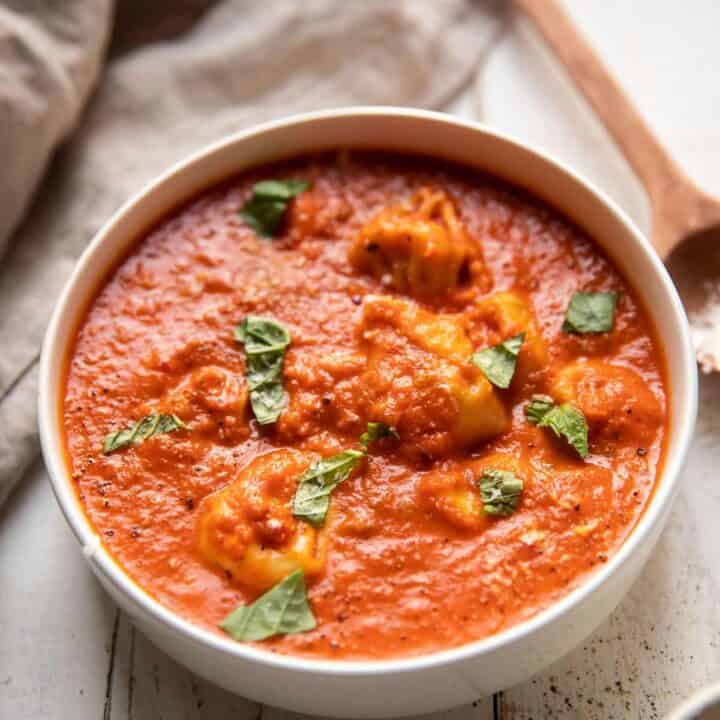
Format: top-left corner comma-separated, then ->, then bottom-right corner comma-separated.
0,0 -> 503,508
0,0 -> 112,256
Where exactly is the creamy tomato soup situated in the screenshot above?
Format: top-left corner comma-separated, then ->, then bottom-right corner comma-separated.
63,152 -> 667,660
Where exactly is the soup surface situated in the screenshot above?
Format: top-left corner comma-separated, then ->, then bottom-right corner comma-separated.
63,152 -> 667,660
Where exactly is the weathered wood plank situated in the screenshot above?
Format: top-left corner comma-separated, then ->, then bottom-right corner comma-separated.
0,460 -> 117,720
107,611 -> 260,720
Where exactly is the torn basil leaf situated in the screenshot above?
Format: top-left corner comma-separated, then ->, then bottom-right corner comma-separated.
562,291 -> 617,334
541,404 -> 589,459
526,395 -> 589,459
220,570 -> 316,642
254,180 -> 309,199
525,394 -> 555,425
360,421 -> 399,451
292,450 -> 363,527
471,332 -> 525,389
239,179 -> 309,238
103,413 -> 186,454
478,469 -> 523,517
235,316 -> 291,425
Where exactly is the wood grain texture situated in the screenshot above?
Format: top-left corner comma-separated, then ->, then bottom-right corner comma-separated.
105,612 -> 261,720
0,461 -> 117,720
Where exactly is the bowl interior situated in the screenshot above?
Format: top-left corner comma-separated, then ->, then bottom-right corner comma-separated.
38,107 -> 698,674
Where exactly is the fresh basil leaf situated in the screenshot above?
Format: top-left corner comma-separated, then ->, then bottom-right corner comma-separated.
359,421 -> 399,451
103,413 -> 186,454
235,316 -> 291,352
478,469 -> 523,516
526,395 -> 589,459
562,291 -> 617,334
239,197 -> 287,238
235,316 -> 291,425
292,450 -> 364,527
540,404 -> 589,459
239,179 -> 309,237
220,570 -> 316,642
254,179 -> 309,199
525,394 -> 555,425
472,332 -> 525,389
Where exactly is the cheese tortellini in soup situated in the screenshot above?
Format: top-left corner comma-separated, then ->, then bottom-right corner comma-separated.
470,291 -> 547,388
418,453 -> 523,531
349,188 -> 481,297
196,450 -> 326,590
553,360 -> 663,443
160,366 -> 248,441
359,295 -> 508,458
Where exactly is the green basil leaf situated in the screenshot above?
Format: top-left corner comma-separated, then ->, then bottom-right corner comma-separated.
359,421 -> 399,451
238,179 -> 309,238
235,316 -> 291,353
239,197 -> 288,238
562,291 -> 618,334
220,570 -> 316,642
471,332 -> 525,389
254,179 -> 309,199
525,394 -> 555,425
540,404 -> 589,459
235,316 -> 291,425
292,450 -> 364,527
478,469 -> 523,516
103,413 -> 186,454
526,395 -> 589,459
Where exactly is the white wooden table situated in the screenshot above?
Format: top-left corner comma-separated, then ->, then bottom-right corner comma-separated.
2,2 -> 720,718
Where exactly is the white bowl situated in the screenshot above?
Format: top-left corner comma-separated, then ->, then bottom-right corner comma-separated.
38,107 -> 697,717
668,683 -> 720,720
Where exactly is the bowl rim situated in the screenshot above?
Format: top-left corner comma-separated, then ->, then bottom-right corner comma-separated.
38,105 -> 698,676
667,682 -> 720,719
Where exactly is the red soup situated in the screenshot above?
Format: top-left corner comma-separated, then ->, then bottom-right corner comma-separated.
63,152 -> 667,660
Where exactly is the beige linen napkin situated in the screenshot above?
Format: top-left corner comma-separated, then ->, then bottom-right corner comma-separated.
0,0 -> 503,507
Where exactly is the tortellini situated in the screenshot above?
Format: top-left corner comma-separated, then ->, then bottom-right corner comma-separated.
196,450 -> 327,590
159,365 -> 249,442
418,466 -> 486,532
359,294 -> 509,457
349,188 -> 481,297
470,291 -> 547,389
418,453 -> 522,531
553,360 -> 663,443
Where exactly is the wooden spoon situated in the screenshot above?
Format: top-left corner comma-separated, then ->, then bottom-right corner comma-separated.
516,0 -> 720,372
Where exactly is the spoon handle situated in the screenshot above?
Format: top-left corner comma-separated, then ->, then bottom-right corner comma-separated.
514,0 -> 692,216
